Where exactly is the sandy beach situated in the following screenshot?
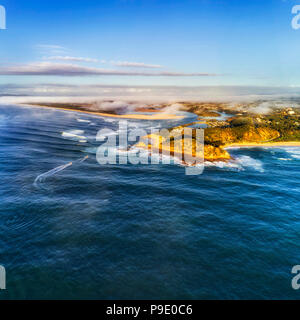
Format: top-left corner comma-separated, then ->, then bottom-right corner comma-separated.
225,141 -> 300,148
24,104 -> 184,120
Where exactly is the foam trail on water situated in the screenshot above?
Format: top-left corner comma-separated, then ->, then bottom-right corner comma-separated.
34,162 -> 73,186
62,130 -> 86,141
34,155 -> 89,187
78,155 -> 89,163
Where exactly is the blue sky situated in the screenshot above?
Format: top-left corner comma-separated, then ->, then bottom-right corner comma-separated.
1,0 -> 300,87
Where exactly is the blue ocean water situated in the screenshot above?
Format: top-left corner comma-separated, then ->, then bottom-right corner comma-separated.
0,104 -> 300,300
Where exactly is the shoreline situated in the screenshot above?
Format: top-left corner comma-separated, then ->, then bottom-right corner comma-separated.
225,141 -> 300,149
21,103 -> 184,120
16,103 -> 300,159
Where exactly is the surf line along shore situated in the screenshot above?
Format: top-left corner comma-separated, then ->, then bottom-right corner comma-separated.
224,141 -> 300,148
22,103 -> 185,120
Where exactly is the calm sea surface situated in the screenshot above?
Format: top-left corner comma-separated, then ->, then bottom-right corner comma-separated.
0,104 -> 300,299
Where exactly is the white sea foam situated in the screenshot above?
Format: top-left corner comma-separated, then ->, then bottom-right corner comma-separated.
62,130 -> 86,141
101,117 -> 119,123
235,155 -> 264,172
77,118 -> 91,123
284,147 -> 300,160
204,156 -> 264,172
204,160 -> 243,171
278,158 -> 293,161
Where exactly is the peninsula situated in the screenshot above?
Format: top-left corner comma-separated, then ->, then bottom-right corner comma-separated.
25,101 -> 300,162
132,102 -> 300,162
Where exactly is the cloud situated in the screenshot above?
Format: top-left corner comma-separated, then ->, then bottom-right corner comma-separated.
44,56 -> 99,63
36,44 -> 65,50
247,102 -> 274,114
36,44 -> 68,55
160,103 -> 183,114
3,85 -> 300,104
247,101 -> 298,114
93,100 -> 135,112
111,61 -> 163,69
0,62 -> 218,77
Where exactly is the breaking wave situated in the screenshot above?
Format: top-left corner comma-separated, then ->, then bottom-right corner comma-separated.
284,147 -> 300,160
204,155 -> 264,172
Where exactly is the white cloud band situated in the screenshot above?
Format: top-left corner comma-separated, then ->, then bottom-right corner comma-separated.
0,62 -> 218,77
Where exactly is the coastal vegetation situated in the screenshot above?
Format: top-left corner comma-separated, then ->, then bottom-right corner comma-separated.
138,105 -> 300,162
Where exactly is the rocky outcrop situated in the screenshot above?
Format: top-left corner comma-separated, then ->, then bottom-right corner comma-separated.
134,129 -> 231,162
204,145 -> 231,161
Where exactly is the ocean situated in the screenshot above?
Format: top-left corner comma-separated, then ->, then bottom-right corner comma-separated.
0,103 -> 300,299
